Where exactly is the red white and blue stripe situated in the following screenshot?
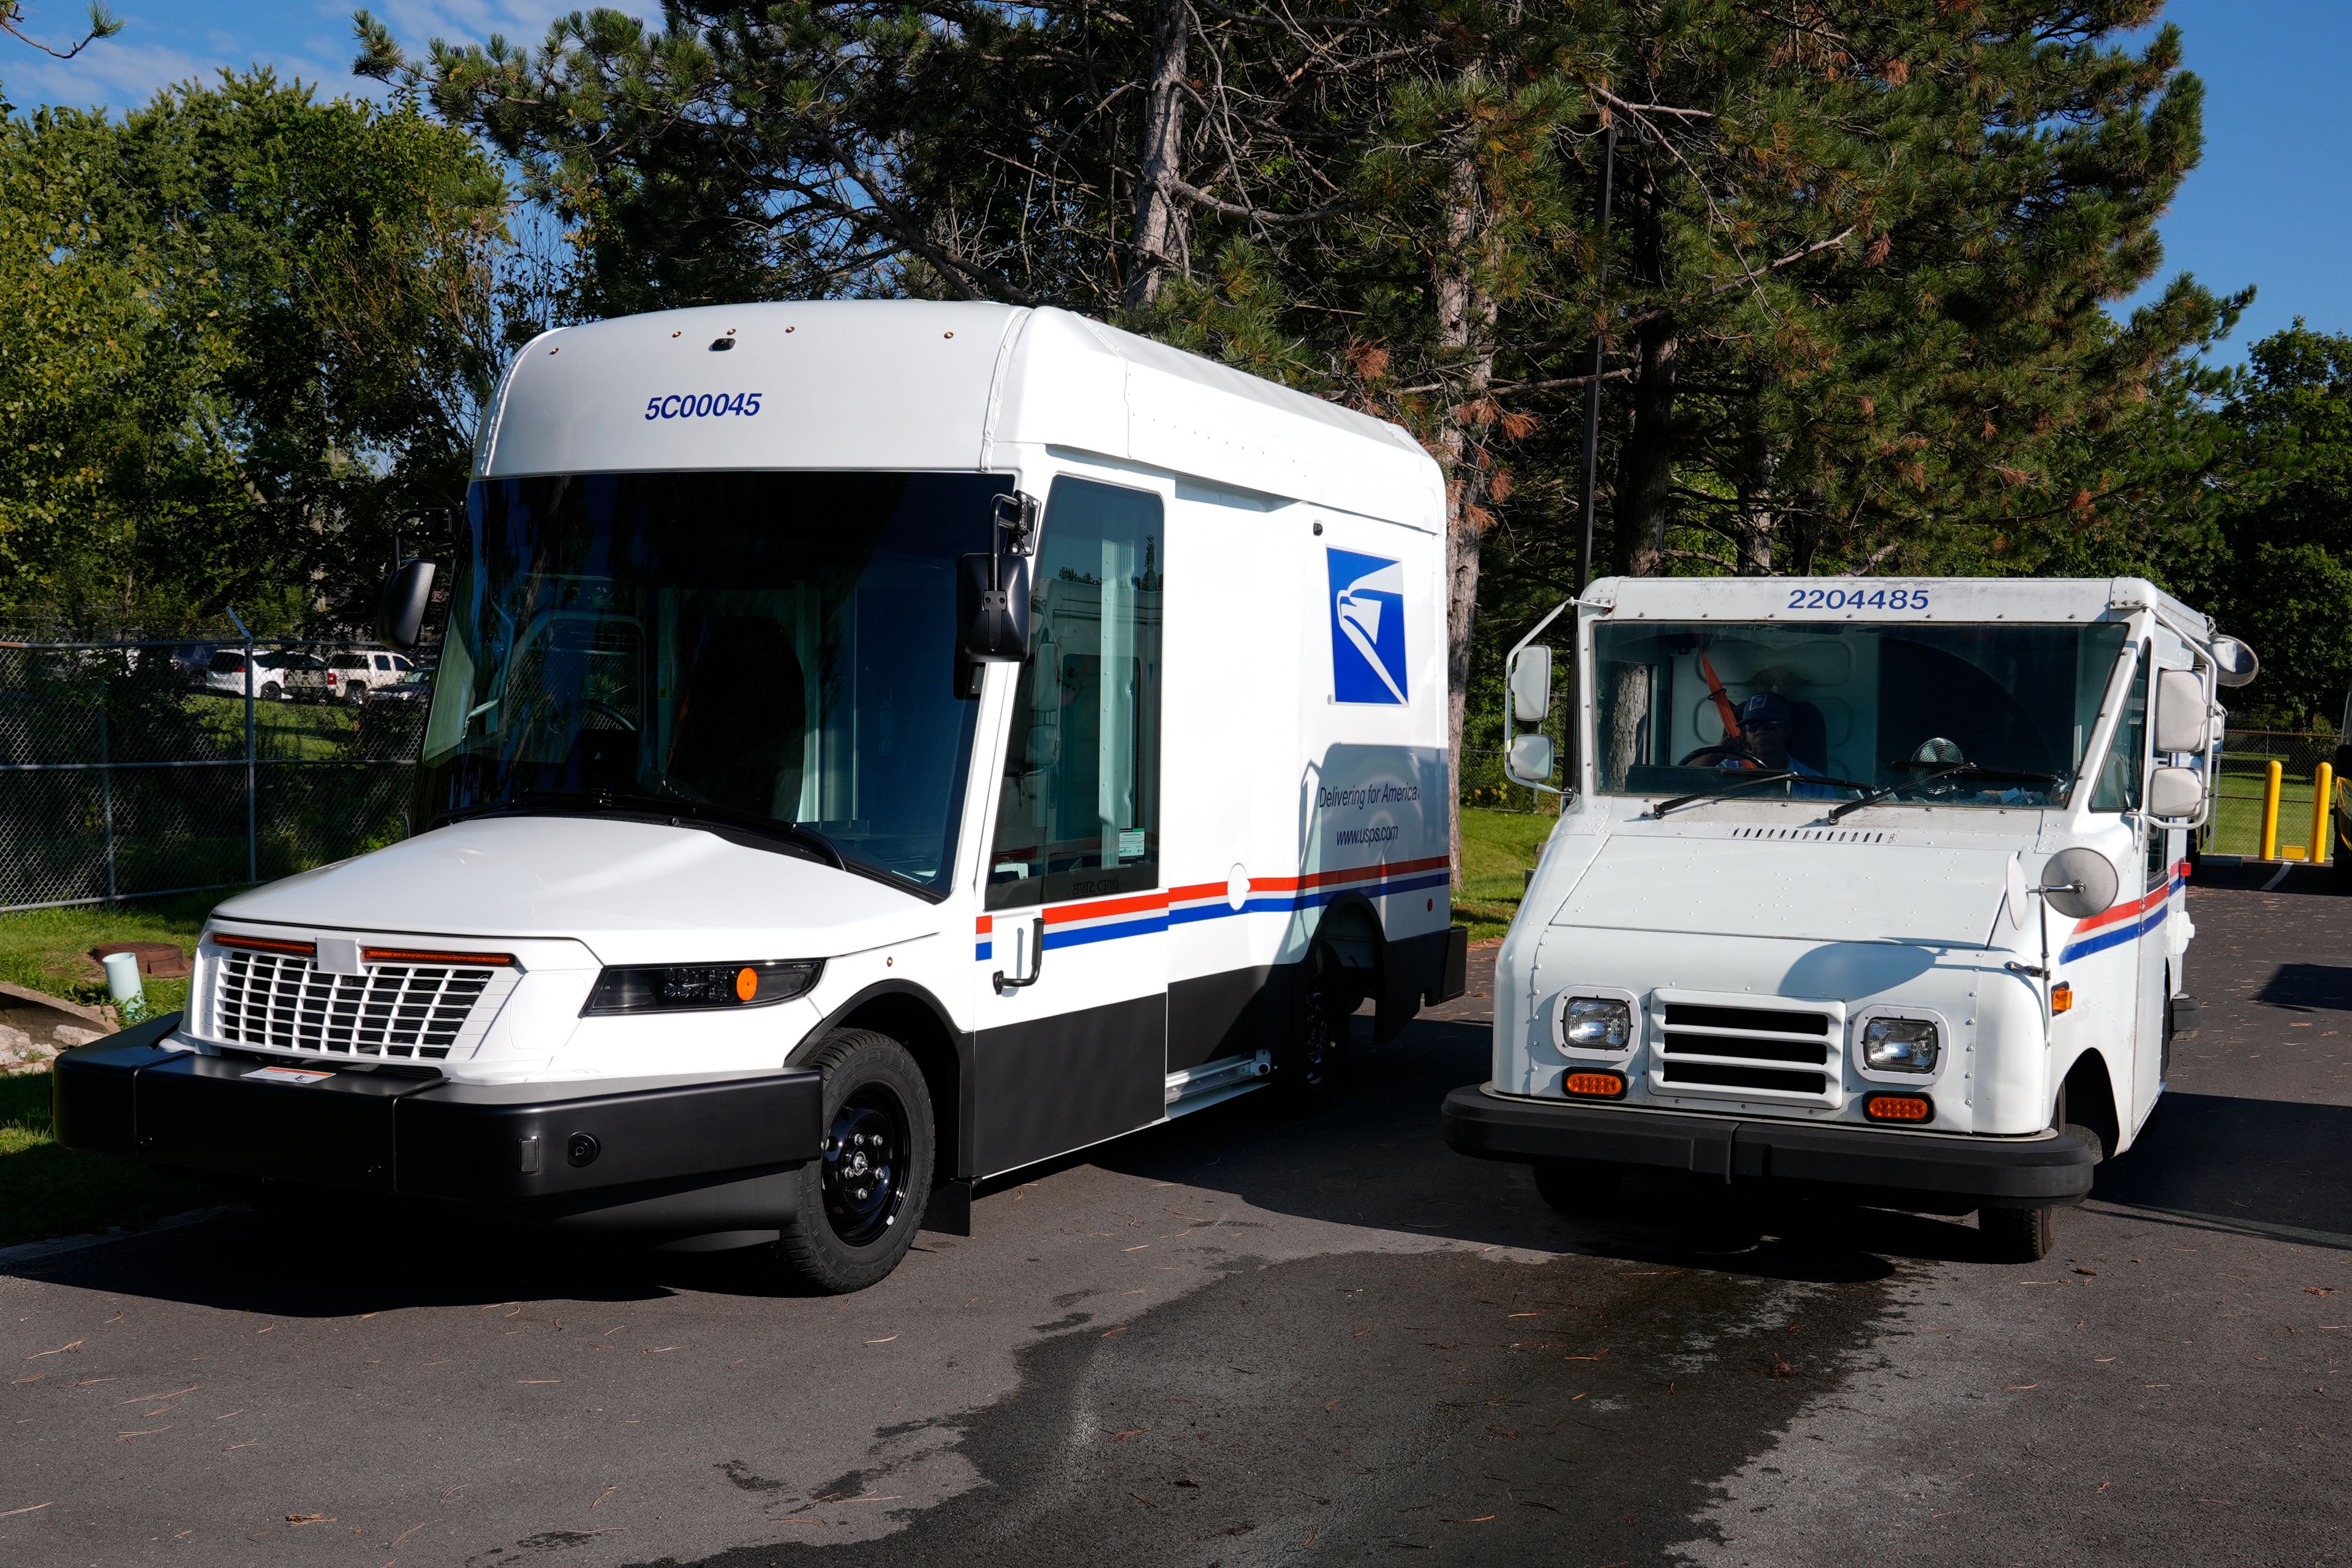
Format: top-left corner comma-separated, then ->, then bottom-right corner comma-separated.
2057,860 -> 2188,965
976,854 -> 1450,960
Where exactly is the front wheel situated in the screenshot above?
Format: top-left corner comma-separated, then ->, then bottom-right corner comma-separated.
1978,1204 -> 2056,1263
258,682 -> 283,701
775,1030 -> 934,1294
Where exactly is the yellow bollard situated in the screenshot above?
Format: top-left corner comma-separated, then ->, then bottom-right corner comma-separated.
2260,759 -> 2283,861
2315,762 -> 2337,867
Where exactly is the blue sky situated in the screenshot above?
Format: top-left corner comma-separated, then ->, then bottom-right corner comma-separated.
9,0 -> 2343,361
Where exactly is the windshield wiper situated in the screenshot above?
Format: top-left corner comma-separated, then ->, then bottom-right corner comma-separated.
1651,770 -> 1874,818
1826,761 -> 2068,823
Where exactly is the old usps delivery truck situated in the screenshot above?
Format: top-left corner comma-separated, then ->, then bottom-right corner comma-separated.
1442,576 -> 2255,1261
54,302 -> 1466,1291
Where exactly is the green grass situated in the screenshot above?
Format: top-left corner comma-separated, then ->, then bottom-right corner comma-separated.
1457,805 -> 1558,942
0,894 -> 222,1248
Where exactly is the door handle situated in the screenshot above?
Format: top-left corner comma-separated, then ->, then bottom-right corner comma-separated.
993,916 -> 1046,994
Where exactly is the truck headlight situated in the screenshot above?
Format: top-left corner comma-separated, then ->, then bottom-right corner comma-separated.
1861,1017 -> 1940,1074
1563,997 -> 1632,1050
582,959 -> 822,1016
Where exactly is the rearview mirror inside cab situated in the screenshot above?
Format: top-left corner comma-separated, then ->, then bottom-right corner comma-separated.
1508,644 -> 1552,725
2152,669 -> 2210,755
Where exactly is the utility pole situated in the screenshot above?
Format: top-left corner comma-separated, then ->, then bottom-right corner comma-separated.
1575,120 -> 1618,592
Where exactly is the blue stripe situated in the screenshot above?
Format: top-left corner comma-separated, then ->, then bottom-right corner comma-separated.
975,942 -> 992,961
978,870 -> 1454,958
1044,914 -> 1170,950
2058,900 -> 2169,965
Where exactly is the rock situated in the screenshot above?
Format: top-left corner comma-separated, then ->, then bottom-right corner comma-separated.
0,1023 -> 30,1056
51,1025 -> 107,1049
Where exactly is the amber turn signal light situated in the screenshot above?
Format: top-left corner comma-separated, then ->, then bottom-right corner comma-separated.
1564,1070 -> 1627,1099
2050,982 -> 2073,1014
1863,1093 -> 1932,1123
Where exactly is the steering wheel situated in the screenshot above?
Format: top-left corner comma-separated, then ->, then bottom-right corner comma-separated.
578,697 -> 638,733
1679,744 -> 1770,770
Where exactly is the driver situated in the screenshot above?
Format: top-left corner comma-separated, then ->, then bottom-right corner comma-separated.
1723,692 -> 1837,798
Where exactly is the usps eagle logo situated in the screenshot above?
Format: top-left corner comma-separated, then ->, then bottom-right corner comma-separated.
1327,548 -> 1409,705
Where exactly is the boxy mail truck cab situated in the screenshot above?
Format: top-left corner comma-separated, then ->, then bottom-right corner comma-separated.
55,301 -> 1466,1292
1442,576 -> 2256,1261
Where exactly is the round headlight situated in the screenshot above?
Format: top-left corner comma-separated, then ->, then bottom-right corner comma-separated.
1862,1016 -> 1939,1074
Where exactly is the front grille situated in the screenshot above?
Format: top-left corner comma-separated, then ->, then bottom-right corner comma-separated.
1653,996 -> 1838,1104
211,949 -> 503,1060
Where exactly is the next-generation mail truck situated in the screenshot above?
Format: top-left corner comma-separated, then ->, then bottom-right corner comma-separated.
56,301 -> 1467,1292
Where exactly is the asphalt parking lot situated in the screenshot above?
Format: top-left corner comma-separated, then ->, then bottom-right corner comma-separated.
5,871 -> 2347,1567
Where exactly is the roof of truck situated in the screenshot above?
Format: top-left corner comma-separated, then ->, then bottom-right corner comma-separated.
477,301 -> 1444,527
1581,574 -> 2215,633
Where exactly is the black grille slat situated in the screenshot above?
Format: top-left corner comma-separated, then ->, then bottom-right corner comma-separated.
1661,1031 -> 1827,1065
1662,1003 -> 1829,1036
1660,1061 -> 1828,1095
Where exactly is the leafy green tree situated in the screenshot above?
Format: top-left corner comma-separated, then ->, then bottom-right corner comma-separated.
0,72 -> 514,631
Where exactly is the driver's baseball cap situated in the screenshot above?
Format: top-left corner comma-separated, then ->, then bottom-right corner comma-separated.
1738,692 -> 1794,728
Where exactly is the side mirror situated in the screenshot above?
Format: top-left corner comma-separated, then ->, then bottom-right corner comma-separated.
1508,644 -> 1553,725
377,559 -> 437,649
2146,764 -> 2207,823
958,553 -> 1030,662
2003,854 -> 2029,930
2334,744 -> 2352,777
2038,846 -> 2120,920
2210,636 -> 2258,688
1506,733 -> 1555,788
2153,669 -> 2209,755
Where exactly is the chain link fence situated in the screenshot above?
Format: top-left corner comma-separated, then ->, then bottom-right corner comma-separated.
0,634 -> 426,912
2210,729 -> 2340,859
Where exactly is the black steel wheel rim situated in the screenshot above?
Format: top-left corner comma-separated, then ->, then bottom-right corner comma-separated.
822,1087 -> 907,1246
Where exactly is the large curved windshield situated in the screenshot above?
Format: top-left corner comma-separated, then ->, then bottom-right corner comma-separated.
420,470 -> 1008,894
1591,619 -> 2133,809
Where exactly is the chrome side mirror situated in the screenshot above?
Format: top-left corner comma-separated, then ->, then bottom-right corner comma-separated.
2154,669 -> 2209,755
1507,733 -> 1555,788
1508,644 -> 1552,725
2211,636 -> 2258,688
2146,764 -> 2208,825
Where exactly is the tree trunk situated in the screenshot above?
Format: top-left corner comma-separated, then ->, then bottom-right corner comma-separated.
1121,0 -> 1191,313
1733,433 -> 1778,575
1436,135 -> 1494,896
1611,317 -> 1678,576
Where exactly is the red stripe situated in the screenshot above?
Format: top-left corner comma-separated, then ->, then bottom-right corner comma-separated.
2072,874 -> 2185,936
1044,890 -> 1170,925
1168,880 -> 1227,902
975,914 -> 992,935
1250,854 -> 1452,894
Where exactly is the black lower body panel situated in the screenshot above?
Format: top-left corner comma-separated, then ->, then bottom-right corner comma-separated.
51,1020 -> 826,1239
1441,1084 -> 2095,1208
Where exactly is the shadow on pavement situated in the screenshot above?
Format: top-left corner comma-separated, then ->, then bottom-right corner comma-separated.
2255,962 -> 2352,1012
2094,1091 -> 2352,1245
1087,1016 -> 2005,1284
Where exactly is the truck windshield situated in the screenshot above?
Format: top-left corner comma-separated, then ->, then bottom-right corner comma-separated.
418,470 -> 1008,895
1590,620 -> 2133,809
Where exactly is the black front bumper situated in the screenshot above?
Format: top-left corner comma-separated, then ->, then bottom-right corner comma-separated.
54,1017 -> 825,1237
1442,1084 -> 2095,1208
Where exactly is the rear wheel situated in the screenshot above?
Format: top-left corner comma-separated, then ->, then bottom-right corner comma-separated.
775,1030 -> 933,1294
1532,1157 -> 1623,1216
1978,1204 -> 2056,1263
345,682 -> 368,707
1271,950 -> 1351,1117
258,681 -> 282,701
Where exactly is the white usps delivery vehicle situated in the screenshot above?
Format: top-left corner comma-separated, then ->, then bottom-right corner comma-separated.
56,301 -> 1466,1292
1442,575 -> 2256,1261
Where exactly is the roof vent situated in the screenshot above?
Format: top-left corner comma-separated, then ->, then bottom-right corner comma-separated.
709,337 -> 735,352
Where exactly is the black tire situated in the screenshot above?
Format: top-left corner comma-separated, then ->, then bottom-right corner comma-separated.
775,1030 -> 934,1294
1979,1204 -> 2056,1263
258,682 -> 282,701
1532,1157 -> 1623,1216
345,682 -> 368,707
1271,950 -> 1351,1117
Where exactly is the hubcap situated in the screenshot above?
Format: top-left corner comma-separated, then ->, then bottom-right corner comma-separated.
821,1089 -> 906,1246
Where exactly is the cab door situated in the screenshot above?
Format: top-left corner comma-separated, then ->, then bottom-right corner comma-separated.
970,475 -> 1169,1177
2135,646 -> 2196,1119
